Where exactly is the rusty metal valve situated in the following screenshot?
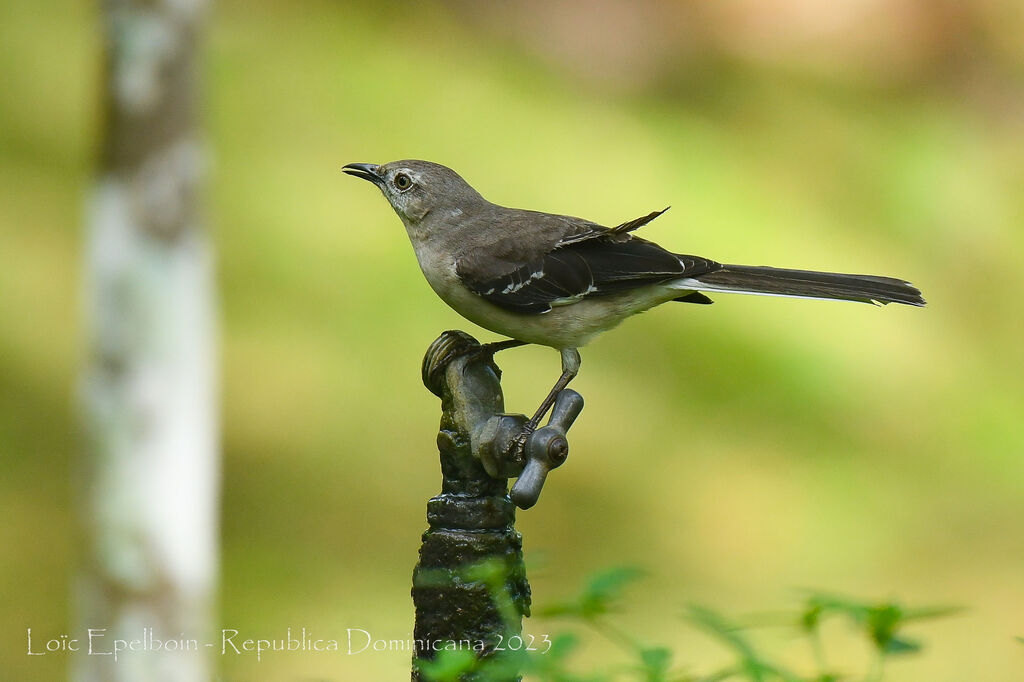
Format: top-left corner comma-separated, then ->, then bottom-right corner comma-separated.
510,389 -> 584,509
423,330 -> 584,511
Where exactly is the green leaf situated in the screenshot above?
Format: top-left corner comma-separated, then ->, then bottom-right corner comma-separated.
640,646 -> 673,681
416,649 -> 478,682
686,605 -> 809,682
865,603 -> 903,651
800,603 -> 822,632
539,566 -> 645,620
801,591 -> 959,659
579,567 -> 645,616
686,605 -> 758,660
521,633 -> 612,682
900,605 -> 966,622
545,632 -> 582,662
801,592 -> 871,623
477,649 -> 531,680
884,636 -> 922,655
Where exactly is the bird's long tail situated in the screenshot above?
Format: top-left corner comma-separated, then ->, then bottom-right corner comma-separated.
685,264 -> 925,306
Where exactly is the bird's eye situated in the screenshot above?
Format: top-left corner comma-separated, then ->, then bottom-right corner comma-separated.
394,173 -> 412,191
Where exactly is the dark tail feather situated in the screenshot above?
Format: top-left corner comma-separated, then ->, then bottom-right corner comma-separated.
691,264 -> 925,306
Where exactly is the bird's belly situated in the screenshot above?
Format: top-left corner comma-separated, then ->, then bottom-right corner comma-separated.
421,264 -> 680,349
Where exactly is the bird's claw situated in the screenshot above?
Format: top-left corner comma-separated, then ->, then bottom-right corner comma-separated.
422,330 -> 483,397
510,422 -> 537,461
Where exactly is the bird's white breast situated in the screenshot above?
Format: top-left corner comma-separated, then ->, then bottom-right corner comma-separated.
408,239 -> 684,349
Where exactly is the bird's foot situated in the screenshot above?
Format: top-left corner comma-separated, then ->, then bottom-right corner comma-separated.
510,420 -> 538,461
423,334 -> 525,397
459,340 -> 527,382
422,330 -> 482,397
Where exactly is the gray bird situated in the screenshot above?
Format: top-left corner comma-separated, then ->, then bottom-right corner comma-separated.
344,160 -> 924,440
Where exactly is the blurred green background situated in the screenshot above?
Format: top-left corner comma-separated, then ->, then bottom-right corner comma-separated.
2,0 -> 1023,679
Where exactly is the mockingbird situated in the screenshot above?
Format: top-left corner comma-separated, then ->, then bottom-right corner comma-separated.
344,160 -> 924,442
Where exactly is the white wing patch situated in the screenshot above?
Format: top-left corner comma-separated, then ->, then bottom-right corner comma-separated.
550,284 -> 597,307
501,268 -> 545,294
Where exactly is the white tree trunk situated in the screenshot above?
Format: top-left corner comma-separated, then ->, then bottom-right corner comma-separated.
77,1 -> 217,681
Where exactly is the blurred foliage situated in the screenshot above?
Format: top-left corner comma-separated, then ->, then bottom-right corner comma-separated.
1,0 -> 1022,680
419,567 -> 960,682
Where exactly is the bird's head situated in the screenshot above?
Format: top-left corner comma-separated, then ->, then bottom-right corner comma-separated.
343,160 -> 484,227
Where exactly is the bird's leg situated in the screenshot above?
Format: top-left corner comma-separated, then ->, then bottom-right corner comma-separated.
529,348 -> 581,428
513,348 -> 581,455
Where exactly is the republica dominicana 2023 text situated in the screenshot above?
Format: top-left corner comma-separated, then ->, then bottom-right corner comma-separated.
26,627 -> 553,662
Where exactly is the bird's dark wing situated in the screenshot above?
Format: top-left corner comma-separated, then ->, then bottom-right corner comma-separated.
453,206 -> 672,276
458,234 -> 720,314
452,209 -> 607,279
609,207 -> 671,236
555,207 -> 670,245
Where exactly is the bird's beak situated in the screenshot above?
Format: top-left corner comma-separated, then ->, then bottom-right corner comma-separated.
342,162 -> 384,185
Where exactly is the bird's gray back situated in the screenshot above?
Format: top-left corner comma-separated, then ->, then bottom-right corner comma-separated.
446,206 -> 606,283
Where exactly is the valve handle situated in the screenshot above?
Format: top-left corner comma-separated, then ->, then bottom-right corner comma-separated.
510,389 -> 584,509
547,388 -> 584,434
